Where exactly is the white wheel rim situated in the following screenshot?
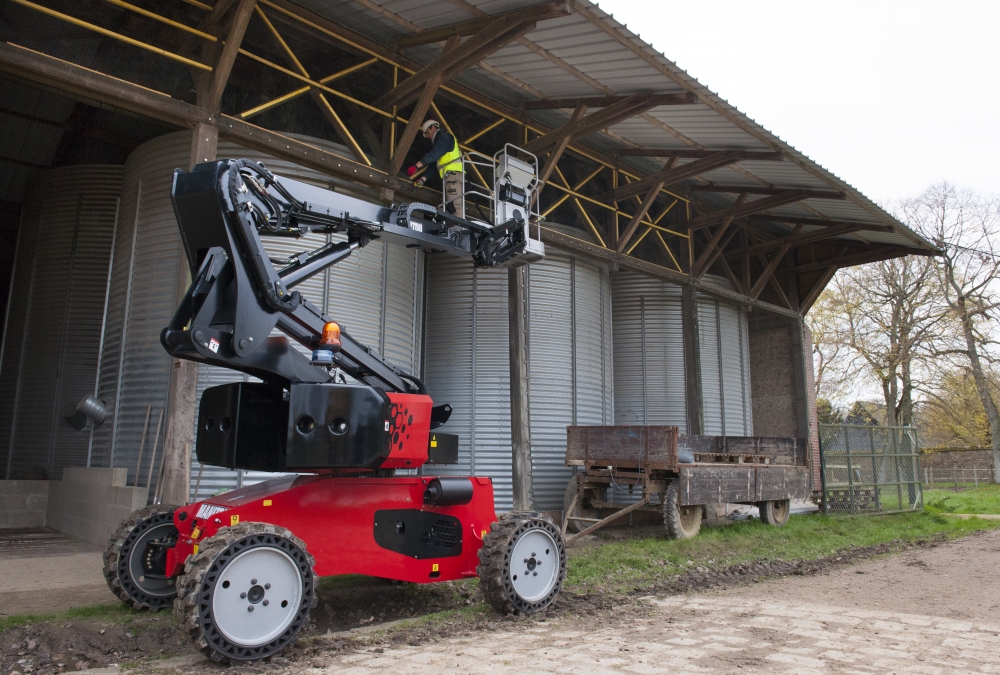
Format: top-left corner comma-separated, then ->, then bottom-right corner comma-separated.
212,547 -> 303,646
509,528 -> 559,603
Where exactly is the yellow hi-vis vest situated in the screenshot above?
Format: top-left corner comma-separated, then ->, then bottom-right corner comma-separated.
436,133 -> 463,178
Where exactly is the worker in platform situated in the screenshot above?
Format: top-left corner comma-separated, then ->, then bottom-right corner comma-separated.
406,120 -> 464,218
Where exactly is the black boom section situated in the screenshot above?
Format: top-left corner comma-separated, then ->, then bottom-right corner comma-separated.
163,159 -> 533,394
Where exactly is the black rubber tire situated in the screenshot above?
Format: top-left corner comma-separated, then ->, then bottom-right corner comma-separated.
477,512 -> 566,615
173,522 -> 317,663
759,499 -> 791,527
103,504 -> 179,611
562,474 -> 602,534
663,479 -> 702,540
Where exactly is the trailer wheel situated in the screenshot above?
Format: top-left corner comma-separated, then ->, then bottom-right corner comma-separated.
663,479 -> 702,539
758,499 -> 791,527
103,504 -> 179,611
562,474 -> 602,534
478,512 -> 566,615
174,522 -> 316,663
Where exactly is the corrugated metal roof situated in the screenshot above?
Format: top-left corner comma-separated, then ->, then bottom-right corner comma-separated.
299,0 -> 934,253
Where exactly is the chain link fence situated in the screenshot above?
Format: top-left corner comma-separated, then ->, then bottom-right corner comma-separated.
820,425 -> 922,515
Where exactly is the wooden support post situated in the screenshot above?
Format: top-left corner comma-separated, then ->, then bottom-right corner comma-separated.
681,284 -> 703,435
157,125 -> 218,505
509,265 -> 534,510
537,104 -> 586,186
616,180 -> 664,253
789,319 -> 812,442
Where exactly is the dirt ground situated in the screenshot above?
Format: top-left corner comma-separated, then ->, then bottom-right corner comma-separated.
5,527 -> 1000,674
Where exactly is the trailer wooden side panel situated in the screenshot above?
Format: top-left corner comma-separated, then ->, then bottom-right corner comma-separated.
678,465 -> 810,505
566,426 -> 678,469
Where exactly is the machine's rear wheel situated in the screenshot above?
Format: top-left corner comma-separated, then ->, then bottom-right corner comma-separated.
174,522 -> 316,663
663,479 -> 702,539
562,474 -> 603,534
103,504 -> 179,611
478,512 -> 566,615
759,499 -> 791,526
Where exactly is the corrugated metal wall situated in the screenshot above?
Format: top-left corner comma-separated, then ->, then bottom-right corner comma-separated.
0,166 -> 122,479
610,271 -> 686,427
698,277 -> 753,435
610,272 -> 752,435
422,252 -> 613,511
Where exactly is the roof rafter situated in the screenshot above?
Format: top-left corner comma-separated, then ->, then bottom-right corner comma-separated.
397,0 -> 571,48
375,14 -> 536,110
618,149 -> 781,160
608,151 -> 745,202
521,94 -> 658,154
690,185 -> 845,199
686,190 -> 815,231
524,93 -> 696,109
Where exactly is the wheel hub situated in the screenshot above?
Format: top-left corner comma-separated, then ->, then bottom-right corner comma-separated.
126,522 -> 177,596
211,547 -> 303,646
508,529 -> 559,603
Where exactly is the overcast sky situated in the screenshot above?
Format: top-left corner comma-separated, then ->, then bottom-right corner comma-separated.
601,1 -> 999,205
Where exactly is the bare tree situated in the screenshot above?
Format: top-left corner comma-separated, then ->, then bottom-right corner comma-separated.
904,184 -> 1000,480
815,253 -> 943,426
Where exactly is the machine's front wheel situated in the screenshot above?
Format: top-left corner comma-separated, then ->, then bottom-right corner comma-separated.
174,522 -> 316,663
478,512 -> 566,615
103,504 -> 179,611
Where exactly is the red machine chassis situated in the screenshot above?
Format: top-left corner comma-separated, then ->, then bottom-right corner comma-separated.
166,475 -> 497,583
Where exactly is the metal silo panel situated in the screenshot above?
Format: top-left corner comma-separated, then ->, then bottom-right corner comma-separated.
573,259 -> 613,427
719,303 -> 750,434
1,166 -> 121,480
526,254 -> 574,510
423,254 -> 476,477
698,297 -> 724,435
471,267 -> 512,511
611,271 -> 686,429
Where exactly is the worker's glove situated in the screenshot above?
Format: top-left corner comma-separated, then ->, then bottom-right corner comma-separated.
415,176 -> 427,187
406,165 -> 418,177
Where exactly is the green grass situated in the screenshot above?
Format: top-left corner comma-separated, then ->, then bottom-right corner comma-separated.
0,602 -> 153,633
565,510 -> 1000,594
924,483 -> 1000,514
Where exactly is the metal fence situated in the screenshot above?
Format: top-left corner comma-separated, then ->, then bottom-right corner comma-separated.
923,466 -> 996,490
819,424 -> 922,515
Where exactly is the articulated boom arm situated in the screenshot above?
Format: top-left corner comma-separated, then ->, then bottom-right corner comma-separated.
162,158 -> 540,394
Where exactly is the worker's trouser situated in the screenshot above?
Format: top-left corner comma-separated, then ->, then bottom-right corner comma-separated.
443,170 -> 464,219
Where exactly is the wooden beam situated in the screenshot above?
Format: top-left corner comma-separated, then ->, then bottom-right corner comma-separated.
522,95 -> 656,154
799,264 -> 838,315
608,151 -> 744,202
397,0 -> 571,48
616,181 -> 665,253
781,246 -> 933,275
524,92 -> 697,109
686,190 -> 813,232
377,16 -> 535,110
618,149 -> 782,160
690,185 -> 845,200
748,214 -> 896,231
738,223 -> 871,257
691,192 -> 748,277
749,225 -> 803,298
539,227 -> 802,319
537,103 -> 586,186
204,0 -> 256,112
715,251 -> 744,294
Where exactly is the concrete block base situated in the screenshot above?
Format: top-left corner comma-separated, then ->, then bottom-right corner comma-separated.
46,468 -> 149,546
0,480 -> 50,528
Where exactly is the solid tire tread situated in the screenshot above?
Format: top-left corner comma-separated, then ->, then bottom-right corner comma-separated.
102,504 -> 179,611
173,522 -> 317,663
477,511 -> 566,615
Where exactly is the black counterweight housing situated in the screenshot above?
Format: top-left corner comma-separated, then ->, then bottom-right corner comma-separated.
196,382 -> 393,471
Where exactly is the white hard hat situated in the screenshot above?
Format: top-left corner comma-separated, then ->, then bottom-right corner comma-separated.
420,119 -> 440,133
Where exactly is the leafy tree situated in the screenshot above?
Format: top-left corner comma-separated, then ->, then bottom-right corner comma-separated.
816,398 -> 844,425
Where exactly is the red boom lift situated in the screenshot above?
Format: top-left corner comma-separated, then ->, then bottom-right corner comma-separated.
102,152 -> 565,662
